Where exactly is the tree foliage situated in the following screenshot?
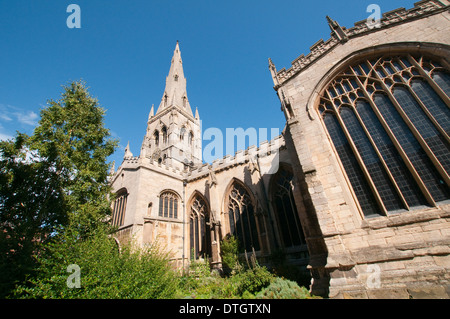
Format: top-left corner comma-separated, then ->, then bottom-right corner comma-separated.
0,80 -> 118,297
30,80 -> 118,235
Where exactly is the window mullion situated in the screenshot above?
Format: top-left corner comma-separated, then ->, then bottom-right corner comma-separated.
333,102 -> 388,216
404,55 -> 450,142
406,82 -> 450,143
353,73 -> 436,207
352,103 -> 410,210
121,194 -> 128,226
407,54 -> 450,108
288,192 -> 305,244
112,199 -> 118,226
197,215 -> 202,258
374,71 -> 450,188
117,197 -> 124,226
280,195 -> 293,246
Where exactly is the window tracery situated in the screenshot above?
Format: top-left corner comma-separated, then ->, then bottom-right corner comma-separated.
189,194 -> 211,260
319,54 -> 450,217
158,191 -> 179,219
271,168 -> 306,248
112,189 -> 128,227
226,181 -> 260,252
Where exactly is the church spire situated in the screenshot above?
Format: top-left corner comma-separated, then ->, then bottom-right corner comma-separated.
156,41 -> 193,117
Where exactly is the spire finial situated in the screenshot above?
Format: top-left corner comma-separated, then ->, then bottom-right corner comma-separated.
326,16 -> 348,43
195,107 -> 199,120
148,104 -> 154,121
268,58 -> 279,87
124,141 -> 133,159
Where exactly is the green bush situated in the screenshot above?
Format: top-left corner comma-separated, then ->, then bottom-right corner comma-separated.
232,265 -> 274,296
177,257 -> 274,299
220,235 -> 241,275
14,229 -> 178,299
256,277 -> 314,299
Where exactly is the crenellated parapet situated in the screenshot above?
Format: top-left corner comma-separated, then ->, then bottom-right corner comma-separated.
111,134 -> 286,183
186,134 -> 286,181
270,0 -> 449,88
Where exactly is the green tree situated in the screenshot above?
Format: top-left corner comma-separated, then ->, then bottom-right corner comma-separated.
30,80 -> 118,236
0,133 -> 67,297
0,80 -> 118,297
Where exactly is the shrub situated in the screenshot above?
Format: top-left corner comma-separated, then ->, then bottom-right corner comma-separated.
14,229 -> 178,299
232,265 -> 274,296
220,235 -> 241,275
256,277 -> 314,299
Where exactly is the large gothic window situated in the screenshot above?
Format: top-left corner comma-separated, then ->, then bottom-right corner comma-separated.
226,181 -> 260,252
112,188 -> 128,227
158,191 -> 179,219
271,168 -> 306,248
189,194 -> 211,260
319,54 -> 450,217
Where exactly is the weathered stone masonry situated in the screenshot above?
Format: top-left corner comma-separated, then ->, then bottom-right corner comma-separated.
111,0 -> 450,298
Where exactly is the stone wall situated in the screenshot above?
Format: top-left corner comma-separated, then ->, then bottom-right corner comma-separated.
111,133 -> 299,271
273,0 -> 450,298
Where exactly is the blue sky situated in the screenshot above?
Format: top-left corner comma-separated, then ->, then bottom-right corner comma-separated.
0,0 -> 417,165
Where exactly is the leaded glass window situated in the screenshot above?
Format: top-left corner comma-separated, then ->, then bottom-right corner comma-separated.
112,188 -> 128,227
189,194 -> 211,260
227,182 -> 260,252
271,168 -> 307,248
319,54 -> 450,217
158,191 -> 179,219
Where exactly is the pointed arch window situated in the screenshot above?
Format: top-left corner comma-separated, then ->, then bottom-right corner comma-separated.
226,181 -> 260,252
112,188 -> 128,227
189,194 -> 211,260
180,127 -> 186,141
318,53 -> 450,217
154,130 -> 159,146
271,168 -> 306,248
188,131 -> 193,146
159,191 -> 179,219
162,126 -> 168,144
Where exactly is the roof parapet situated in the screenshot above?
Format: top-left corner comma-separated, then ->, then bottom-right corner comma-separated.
271,0 -> 448,86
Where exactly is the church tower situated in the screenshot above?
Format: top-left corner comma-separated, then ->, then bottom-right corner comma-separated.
140,41 -> 202,170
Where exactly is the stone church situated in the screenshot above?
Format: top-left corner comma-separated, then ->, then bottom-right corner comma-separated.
110,0 -> 450,298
